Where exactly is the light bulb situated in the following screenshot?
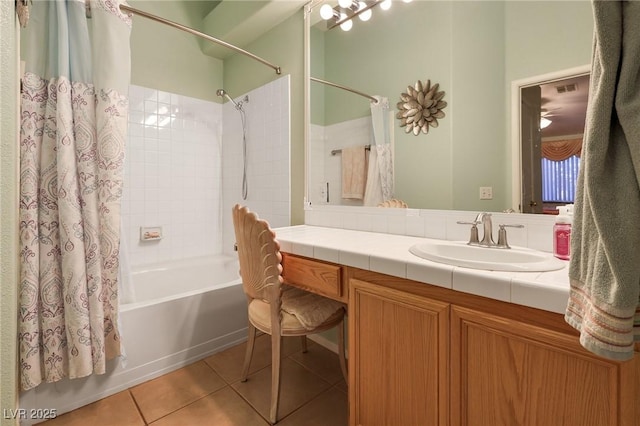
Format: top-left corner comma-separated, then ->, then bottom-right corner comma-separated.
402,0 -> 413,3
380,0 -> 392,10
358,2 -> 372,20
540,117 -> 552,129
320,4 -> 334,20
340,13 -> 353,31
338,0 -> 352,8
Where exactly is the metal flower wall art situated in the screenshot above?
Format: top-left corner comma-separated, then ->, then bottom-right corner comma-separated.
397,79 -> 447,135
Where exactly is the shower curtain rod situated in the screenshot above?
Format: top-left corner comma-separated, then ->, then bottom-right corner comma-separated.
311,77 -> 378,104
119,4 -> 281,75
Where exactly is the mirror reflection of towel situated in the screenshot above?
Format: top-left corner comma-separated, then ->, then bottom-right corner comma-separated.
341,145 -> 367,199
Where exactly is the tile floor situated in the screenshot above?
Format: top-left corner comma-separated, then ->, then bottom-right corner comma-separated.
40,335 -> 348,426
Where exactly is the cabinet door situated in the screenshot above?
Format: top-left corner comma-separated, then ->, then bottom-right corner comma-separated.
350,279 -> 449,426
451,305 -> 630,426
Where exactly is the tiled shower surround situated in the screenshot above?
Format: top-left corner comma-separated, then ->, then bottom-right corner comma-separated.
122,76 -> 291,266
222,76 -> 291,255
309,117 -> 373,207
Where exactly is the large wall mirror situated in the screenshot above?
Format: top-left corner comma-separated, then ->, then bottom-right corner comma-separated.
304,0 -> 594,213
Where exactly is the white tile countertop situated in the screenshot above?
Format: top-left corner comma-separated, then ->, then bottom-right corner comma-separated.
274,225 -> 571,315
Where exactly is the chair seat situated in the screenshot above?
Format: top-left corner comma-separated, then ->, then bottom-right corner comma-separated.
248,290 -> 345,336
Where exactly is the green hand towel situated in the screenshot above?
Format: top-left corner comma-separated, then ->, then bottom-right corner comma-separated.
565,0 -> 640,361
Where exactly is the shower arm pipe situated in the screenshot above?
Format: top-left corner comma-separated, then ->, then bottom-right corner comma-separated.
310,77 -> 378,104
119,4 -> 281,75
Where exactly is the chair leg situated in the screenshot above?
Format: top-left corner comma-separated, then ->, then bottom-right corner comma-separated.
270,333 -> 282,424
300,335 -> 308,353
338,317 -> 348,384
241,323 -> 257,382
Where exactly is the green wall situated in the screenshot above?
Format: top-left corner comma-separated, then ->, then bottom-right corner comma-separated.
311,0 -> 593,211
129,0 -> 223,102
310,26 -> 325,126
450,1 -> 505,211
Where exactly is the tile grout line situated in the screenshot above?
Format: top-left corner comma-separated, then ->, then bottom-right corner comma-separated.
127,389 -> 149,425
277,384 -> 342,423
220,349 -> 339,425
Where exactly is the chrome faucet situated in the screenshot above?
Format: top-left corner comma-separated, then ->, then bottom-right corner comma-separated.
474,212 -> 495,247
458,212 -> 524,249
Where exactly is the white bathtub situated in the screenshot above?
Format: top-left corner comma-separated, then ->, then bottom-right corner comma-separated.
21,255 -> 247,424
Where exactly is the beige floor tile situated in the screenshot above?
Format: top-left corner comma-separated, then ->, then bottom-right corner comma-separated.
150,387 -> 269,426
277,386 -> 349,426
39,390 -> 144,426
130,361 -> 226,423
232,357 -> 333,421
204,333 -> 306,384
289,342 -> 345,385
335,378 -> 348,394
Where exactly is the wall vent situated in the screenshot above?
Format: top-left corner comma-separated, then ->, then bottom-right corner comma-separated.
556,83 -> 578,94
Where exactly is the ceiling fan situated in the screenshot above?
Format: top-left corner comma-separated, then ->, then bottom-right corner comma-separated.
540,107 -> 561,129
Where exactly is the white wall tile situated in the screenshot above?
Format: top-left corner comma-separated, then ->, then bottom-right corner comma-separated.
122,85 -> 223,266
124,79 -> 289,265
222,76 -> 292,254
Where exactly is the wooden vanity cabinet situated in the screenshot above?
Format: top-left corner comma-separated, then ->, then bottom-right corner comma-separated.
451,305 -> 638,426
281,253 -> 346,303
349,278 -> 450,426
347,272 -> 640,426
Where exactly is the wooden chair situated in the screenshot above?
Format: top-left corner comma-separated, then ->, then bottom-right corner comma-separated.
232,205 -> 347,424
378,198 -> 408,208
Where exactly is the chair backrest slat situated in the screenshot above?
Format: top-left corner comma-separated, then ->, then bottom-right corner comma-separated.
232,205 -> 283,304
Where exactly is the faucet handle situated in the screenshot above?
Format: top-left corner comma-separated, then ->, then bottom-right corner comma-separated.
497,224 -> 524,248
457,221 -> 480,245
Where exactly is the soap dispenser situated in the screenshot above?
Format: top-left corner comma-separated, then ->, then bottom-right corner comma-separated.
553,205 -> 573,260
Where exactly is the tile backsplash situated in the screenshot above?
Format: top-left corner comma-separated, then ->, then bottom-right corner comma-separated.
304,205 -> 559,253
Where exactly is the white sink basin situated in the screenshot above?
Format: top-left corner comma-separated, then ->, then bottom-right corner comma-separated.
409,240 -> 566,272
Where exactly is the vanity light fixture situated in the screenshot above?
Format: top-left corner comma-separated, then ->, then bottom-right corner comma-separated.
320,0 -> 397,31
339,13 -> 353,31
358,1 -> 372,21
320,3 -> 339,20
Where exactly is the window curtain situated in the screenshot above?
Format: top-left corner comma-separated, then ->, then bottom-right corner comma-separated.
541,137 -> 583,161
363,96 -> 394,206
18,0 -> 131,390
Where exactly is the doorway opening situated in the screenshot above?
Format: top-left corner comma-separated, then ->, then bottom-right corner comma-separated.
511,65 -> 590,213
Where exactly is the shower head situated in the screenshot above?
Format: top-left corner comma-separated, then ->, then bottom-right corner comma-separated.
216,88 -> 240,110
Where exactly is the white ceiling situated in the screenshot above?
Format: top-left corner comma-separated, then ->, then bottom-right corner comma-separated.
540,74 -> 590,139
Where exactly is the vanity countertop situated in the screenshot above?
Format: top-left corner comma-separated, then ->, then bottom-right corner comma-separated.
274,225 -> 570,315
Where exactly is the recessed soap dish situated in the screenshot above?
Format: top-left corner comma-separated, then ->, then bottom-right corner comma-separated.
140,226 -> 163,241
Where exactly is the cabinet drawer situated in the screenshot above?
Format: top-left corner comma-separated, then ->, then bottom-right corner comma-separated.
282,254 -> 344,302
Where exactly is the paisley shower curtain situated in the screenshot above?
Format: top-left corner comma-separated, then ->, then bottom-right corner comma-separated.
18,0 -> 131,390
